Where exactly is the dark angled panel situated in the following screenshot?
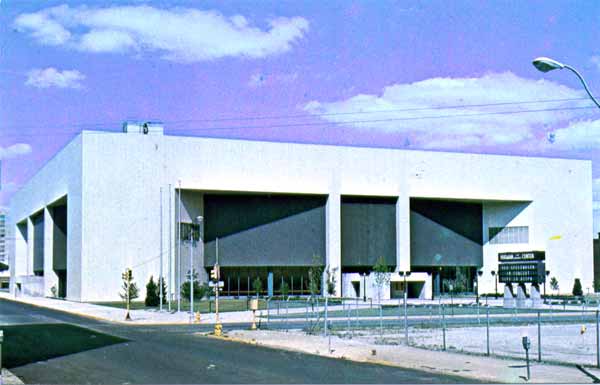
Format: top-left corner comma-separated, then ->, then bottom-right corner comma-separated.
411,199 -> 483,245
204,194 -> 326,267
32,213 -> 44,274
341,196 -> 397,269
52,205 -> 67,271
410,210 -> 483,267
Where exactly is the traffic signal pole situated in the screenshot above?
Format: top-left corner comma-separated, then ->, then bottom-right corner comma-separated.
212,237 -> 222,336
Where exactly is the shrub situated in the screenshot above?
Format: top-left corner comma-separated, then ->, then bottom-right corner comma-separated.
180,269 -> 203,299
573,278 -> 583,297
326,266 -> 338,296
308,255 -> 323,297
145,276 -> 159,307
280,281 -> 290,298
252,277 -> 263,297
550,277 -> 559,293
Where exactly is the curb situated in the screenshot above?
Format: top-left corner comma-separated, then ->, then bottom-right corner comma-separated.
2,368 -> 24,385
0,295 -> 255,326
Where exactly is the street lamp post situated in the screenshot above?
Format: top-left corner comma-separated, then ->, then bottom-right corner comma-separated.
491,271 -> 497,299
532,57 -> 600,109
544,270 -> 550,303
189,216 -> 203,323
399,271 -> 411,299
476,270 -> 483,304
362,273 -> 367,302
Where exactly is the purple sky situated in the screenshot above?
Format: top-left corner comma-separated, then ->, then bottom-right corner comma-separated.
2,1 -> 600,230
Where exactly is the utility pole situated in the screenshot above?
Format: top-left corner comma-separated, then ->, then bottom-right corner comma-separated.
212,237 -> 222,336
168,184 -> 172,312
159,187 -> 163,312
177,180 -> 182,312
189,225 -> 194,323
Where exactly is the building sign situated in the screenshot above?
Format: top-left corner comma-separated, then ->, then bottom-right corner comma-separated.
498,251 -> 546,284
498,251 -> 545,262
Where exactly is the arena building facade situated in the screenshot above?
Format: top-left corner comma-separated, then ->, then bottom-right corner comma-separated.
8,123 -> 594,301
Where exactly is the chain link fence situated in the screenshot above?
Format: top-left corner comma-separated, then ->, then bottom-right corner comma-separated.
258,296 -> 600,367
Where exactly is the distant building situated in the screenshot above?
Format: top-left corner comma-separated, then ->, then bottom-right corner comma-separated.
0,211 -> 8,289
0,211 -> 6,265
7,122 -> 595,301
595,234 -> 600,292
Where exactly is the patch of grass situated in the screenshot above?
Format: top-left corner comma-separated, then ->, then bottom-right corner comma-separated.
1,323 -> 127,368
91,298 -> 269,312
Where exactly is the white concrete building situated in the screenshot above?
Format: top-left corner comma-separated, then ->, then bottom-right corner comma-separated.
8,123 -> 594,302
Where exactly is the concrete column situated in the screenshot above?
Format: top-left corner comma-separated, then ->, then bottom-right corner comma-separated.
396,193 -> 411,272
26,217 -> 34,276
325,192 -> 342,296
43,207 -> 59,297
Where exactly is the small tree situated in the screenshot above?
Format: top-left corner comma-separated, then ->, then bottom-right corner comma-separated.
280,281 -> 290,299
145,276 -> 159,307
120,269 -> 139,321
573,278 -> 583,297
326,266 -> 338,296
373,256 -> 390,303
119,271 -> 139,302
252,277 -> 263,298
308,255 -> 324,298
180,269 -> 202,300
550,277 -> 559,294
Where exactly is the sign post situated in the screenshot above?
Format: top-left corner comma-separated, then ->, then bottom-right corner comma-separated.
0,330 -> 3,385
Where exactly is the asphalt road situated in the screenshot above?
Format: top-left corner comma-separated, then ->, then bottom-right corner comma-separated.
0,299 -> 479,384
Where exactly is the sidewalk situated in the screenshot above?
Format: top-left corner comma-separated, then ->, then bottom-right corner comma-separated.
0,292 -> 254,325
222,329 -> 600,383
2,368 -> 24,385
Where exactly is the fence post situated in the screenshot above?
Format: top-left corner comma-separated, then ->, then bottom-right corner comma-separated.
266,298 -> 270,328
486,305 -> 490,356
441,303 -> 446,351
285,297 -> 289,332
404,292 -> 408,345
0,330 -> 3,385
355,297 -> 359,330
596,310 -> 600,369
347,299 -> 351,337
324,296 -> 329,336
379,298 -> 383,338
537,311 -> 541,362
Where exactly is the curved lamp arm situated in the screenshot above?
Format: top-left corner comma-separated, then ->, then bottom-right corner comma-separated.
564,65 -> 600,109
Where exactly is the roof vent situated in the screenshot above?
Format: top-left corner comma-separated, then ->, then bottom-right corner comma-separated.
122,121 -> 164,135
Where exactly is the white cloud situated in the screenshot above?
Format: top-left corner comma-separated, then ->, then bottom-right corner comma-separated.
248,71 -> 298,87
0,144 -> 32,160
591,56 -> 600,71
25,67 -> 85,89
546,119 -> 600,151
14,5 -> 309,63
303,72 -> 594,149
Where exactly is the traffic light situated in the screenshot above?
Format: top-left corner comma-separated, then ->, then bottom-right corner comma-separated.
122,268 -> 132,281
210,264 -> 220,281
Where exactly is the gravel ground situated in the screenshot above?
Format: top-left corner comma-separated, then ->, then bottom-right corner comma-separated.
331,321 -> 600,366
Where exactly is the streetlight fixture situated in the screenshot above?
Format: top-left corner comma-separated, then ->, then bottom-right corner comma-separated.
476,270 -> 484,304
532,57 -> 600,109
544,270 -> 550,303
491,270 -> 498,299
399,271 -> 411,299
189,215 -> 203,323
